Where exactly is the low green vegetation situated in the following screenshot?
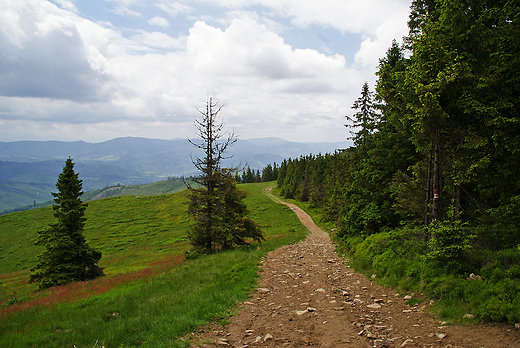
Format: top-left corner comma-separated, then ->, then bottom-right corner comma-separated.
83,177 -> 188,202
0,181 -> 308,347
0,181 -> 54,214
1,177 -> 189,216
337,227 -> 520,324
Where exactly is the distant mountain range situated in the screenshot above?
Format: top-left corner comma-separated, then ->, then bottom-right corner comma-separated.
0,137 -> 351,212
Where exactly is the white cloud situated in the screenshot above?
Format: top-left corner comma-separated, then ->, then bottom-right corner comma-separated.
0,0 -> 412,143
193,0 -> 411,67
148,16 -> 169,28
105,0 -> 143,17
111,6 -> 142,18
156,2 -> 193,17
0,0 -> 110,101
131,31 -> 186,49
49,0 -> 77,12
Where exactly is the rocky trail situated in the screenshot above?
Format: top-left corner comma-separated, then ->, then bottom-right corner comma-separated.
191,189 -> 520,348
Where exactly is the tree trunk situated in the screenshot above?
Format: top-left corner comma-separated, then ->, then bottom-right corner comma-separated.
432,127 -> 441,222
424,138 -> 433,239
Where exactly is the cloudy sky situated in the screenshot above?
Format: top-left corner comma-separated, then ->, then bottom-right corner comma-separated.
0,0 -> 411,143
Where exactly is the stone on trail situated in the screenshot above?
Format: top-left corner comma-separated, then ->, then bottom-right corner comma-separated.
435,332 -> 447,340
400,338 -> 414,347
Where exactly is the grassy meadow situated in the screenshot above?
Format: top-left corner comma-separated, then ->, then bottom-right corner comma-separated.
0,182 -> 308,348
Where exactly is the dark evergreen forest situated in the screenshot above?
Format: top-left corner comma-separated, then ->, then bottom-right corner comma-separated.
272,0 -> 520,323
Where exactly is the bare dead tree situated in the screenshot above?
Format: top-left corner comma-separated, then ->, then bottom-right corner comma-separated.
188,97 -> 237,193
186,97 -> 262,253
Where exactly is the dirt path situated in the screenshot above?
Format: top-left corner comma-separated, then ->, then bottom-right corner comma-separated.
191,188 -> 520,348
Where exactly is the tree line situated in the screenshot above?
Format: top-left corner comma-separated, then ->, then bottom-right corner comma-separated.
278,0 -> 520,249
276,0 -> 520,322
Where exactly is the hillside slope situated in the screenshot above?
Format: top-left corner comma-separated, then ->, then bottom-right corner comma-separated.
0,137 -> 351,212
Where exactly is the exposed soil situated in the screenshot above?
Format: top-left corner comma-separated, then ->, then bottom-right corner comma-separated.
190,189 -> 520,348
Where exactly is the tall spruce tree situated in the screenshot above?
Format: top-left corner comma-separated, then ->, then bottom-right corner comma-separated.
187,97 -> 263,252
30,158 -> 102,289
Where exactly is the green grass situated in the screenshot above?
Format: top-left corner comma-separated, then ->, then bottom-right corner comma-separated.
0,182 -> 55,213
83,179 -> 189,202
0,181 -> 309,347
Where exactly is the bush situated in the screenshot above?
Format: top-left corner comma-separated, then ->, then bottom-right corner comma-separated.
427,218 -> 474,273
337,223 -> 520,323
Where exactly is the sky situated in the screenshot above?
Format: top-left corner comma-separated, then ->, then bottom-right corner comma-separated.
0,0 -> 412,143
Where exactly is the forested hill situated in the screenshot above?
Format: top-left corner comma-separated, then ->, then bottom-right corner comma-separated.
0,137 -> 351,171
0,137 -> 350,212
277,1 -> 520,324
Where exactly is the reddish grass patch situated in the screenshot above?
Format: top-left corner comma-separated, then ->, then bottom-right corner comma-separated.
0,253 -> 186,317
104,256 -> 127,264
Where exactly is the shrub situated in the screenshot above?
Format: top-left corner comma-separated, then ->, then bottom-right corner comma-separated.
427,218 -> 474,273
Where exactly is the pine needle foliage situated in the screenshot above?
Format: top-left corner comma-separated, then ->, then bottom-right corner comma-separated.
187,97 -> 264,253
29,158 -> 102,289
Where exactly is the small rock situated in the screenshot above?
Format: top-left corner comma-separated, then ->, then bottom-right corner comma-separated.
402,309 -> 412,313
216,340 -> 229,346
367,303 -> 382,309
404,295 -> 412,300
515,323 -> 520,329
296,310 -> 308,315
435,333 -> 447,340
400,338 -> 413,347
264,334 -> 273,342
463,314 -> 475,319
371,274 -> 377,279
254,336 -> 262,343
257,288 -> 270,293
373,339 -> 385,348
307,307 -> 317,312
315,288 -> 326,292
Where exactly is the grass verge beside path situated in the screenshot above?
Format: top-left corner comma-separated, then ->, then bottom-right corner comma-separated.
0,182 -> 308,348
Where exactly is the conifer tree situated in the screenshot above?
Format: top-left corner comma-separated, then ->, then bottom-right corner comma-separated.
30,158 -> 102,289
187,97 -> 264,252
